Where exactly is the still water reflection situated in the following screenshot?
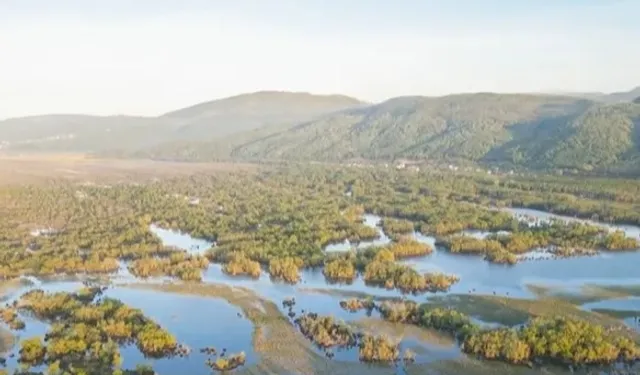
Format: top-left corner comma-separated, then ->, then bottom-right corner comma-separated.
2,208 -> 638,374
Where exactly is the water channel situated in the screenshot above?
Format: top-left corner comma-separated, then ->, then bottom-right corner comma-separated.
1,208 -> 639,374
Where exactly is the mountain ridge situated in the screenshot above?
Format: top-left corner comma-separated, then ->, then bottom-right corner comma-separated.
2,90 -> 640,175
0,91 -> 364,153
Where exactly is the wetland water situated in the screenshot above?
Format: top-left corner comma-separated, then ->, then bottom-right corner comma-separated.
2,208 -> 639,374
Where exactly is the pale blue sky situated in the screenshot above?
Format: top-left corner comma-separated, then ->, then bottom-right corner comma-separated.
1,0 -> 638,119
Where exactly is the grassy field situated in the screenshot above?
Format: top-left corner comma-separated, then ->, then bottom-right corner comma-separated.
527,284 -> 640,304
0,153 -> 258,185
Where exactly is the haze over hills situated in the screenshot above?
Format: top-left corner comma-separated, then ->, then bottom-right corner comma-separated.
0,91 -> 364,153
2,89 -> 640,174
160,91 -> 365,139
137,92 -> 640,174
551,86 -> 640,103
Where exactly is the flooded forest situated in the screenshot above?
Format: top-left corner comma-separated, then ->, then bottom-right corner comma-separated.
0,164 -> 639,375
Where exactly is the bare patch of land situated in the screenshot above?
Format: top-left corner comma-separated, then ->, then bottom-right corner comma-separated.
0,153 -> 258,185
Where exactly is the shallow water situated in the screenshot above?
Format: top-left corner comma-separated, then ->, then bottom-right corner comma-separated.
324,214 -> 392,252
160,208 -> 640,310
4,208 -> 640,373
2,282 -> 256,375
582,297 -> 640,333
503,207 -> 640,239
149,224 -> 213,255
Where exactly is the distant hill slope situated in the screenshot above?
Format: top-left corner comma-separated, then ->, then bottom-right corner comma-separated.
161,91 -> 365,138
602,86 -> 640,103
558,86 -> 640,103
3,91 -> 640,174
0,114 -> 168,153
0,92 -> 364,153
139,93 -> 640,173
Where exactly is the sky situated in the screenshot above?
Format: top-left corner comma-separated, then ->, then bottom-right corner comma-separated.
1,0 -> 639,119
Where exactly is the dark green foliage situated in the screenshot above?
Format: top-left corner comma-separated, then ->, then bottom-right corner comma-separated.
5,92 -> 640,173
226,96 -> 640,173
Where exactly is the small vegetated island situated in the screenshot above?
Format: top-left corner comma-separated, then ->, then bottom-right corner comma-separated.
1,285 -> 248,375
2,286 -> 183,374
439,220 -> 639,264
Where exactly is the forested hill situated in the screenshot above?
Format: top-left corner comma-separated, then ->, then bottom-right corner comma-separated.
138,93 -> 640,173
0,91 -> 364,153
3,91 -> 640,174
557,86 -> 640,103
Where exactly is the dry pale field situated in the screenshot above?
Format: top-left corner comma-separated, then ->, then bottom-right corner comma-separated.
0,153 -> 258,185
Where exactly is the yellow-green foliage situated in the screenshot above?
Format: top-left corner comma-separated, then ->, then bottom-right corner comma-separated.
128,253 -> 209,281
0,307 -> 25,330
603,230 -> 639,250
364,258 -> 459,293
484,249 -> 518,265
207,351 -> 246,372
323,258 -> 356,282
294,313 -> 357,349
268,257 -> 303,283
463,316 -> 640,365
358,335 -> 399,363
387,238 -> 433,258
19,337 -> 46,364
136,323 -> 178,358
381,218 -> 414,236
16,288 -> 180,373
222,252 -> 261,278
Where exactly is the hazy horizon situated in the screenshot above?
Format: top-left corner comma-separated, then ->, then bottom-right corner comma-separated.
1,0 -> 639,119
